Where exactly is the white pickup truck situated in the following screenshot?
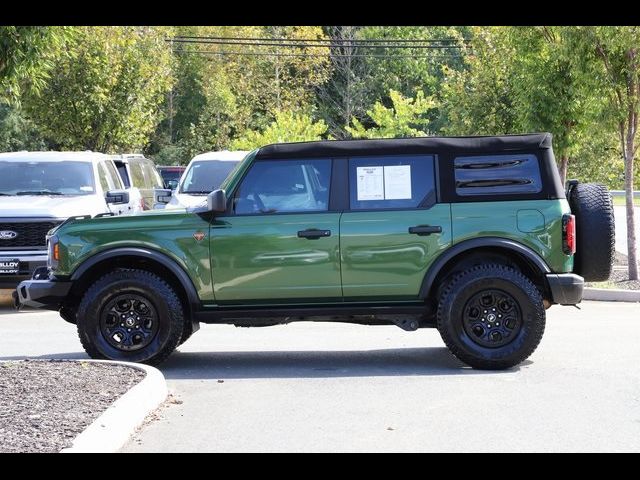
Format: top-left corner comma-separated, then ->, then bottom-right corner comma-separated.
0,151 -> 134,289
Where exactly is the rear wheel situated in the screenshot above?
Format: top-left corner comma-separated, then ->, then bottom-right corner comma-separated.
77,269 -> 183,365
437,264 -> 545,370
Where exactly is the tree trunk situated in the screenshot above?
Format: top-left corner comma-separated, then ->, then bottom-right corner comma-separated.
558,155 -> 569,185
168,89 -> 174,143
625,131 -> 638,280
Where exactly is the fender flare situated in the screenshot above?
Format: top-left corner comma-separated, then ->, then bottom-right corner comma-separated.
70,247 -> 201,311
419,237 -> 551,299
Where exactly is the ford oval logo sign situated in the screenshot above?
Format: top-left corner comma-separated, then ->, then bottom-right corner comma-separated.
0,230 -> 18,240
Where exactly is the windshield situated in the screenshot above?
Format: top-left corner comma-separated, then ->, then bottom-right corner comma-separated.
0,161 -> 96,196
160,169 -> 184,184
180,160 -> 240,194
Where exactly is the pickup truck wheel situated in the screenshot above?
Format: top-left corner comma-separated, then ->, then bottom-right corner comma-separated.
437,264 -> 545,370
568,183 -> 615,282
77,269 -> 183,365
59,306 -> 77,325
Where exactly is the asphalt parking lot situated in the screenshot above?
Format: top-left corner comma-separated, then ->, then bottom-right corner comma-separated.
1,301 -> 639,452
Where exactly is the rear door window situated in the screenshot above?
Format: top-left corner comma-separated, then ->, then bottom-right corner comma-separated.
348,155 -> 436,210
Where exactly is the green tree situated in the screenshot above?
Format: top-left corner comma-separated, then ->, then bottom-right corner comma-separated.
510,27 -> 603,184
358,26 -> 469,134
346,89 -> 435,139
0,26 -> 74,102
442,27 -> 603,184
441,27 -> 520,136
230,110 -> 327,150
152,26 -> 330,161
0,102 -> 45,151
573,26 -> 640,279
24,26 -> 174,152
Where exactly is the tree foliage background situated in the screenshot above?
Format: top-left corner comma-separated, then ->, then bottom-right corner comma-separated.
0,25 -> 637,190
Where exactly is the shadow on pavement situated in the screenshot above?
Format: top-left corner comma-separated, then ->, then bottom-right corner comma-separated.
0,347 -> 531,379
159,347 -> 530,379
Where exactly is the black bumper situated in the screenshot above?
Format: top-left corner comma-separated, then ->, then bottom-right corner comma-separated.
16,278 -> 72,310
546,273 -> 584,305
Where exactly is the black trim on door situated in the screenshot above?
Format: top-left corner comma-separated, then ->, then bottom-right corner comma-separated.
329,158 -> 349,212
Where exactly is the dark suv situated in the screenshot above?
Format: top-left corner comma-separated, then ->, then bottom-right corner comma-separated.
17,133 -> 615,369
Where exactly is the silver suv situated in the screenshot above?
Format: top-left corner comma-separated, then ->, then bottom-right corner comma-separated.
0,151 -> 134,289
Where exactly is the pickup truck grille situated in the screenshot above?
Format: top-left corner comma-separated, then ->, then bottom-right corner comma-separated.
0,221 -> 62,248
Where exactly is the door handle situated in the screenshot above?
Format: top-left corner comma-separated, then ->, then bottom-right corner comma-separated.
297,229 -> 331,240
408,225 -> 442,236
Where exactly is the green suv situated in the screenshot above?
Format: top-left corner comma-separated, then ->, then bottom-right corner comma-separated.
16,133 -> 615,369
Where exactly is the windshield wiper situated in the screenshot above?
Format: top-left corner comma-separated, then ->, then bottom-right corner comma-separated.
0,192 -> 12,196
182,190 -> 211,194
15,190 -> 65,196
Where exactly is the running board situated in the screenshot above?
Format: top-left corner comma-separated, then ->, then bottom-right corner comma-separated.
193,303 -> 432,328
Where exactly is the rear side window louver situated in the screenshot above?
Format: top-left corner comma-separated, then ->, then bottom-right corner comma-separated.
454,154 -> 542,196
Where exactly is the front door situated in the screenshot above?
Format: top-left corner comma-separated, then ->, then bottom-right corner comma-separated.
210,158 -> 341,303
340,154 -> 452,300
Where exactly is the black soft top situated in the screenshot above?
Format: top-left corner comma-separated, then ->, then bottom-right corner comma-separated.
255,133 -> 552,159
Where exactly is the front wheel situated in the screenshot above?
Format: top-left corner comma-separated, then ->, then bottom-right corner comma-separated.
77,269 -> 184,365
437,264 -> 545,370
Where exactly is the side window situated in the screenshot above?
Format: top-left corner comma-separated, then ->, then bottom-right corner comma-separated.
103,161 -> 124,190
129,160 -> 146,188
233,159 -> 331,215
144,160 -> 164,188
113,161 -> 130,188
454,154 -> 542,196
97,163 -> 111,192
142,160 -> 163,188
348,155 -> 435,210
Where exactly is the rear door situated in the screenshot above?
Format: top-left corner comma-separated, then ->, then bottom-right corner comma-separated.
210,158 -> 342,303
339,155 -> 452,300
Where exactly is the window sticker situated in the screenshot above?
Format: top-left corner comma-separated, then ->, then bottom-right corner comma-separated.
383,165 -> 412,200
356,166 -> 384,201
356,165 -> 412,201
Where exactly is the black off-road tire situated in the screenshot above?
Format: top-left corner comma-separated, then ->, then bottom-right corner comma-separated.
77,269 -> 183,365
568,183 -> 615,282
437,264 -> 546,370
59,305 -> 77,325
178,323 -> 194,346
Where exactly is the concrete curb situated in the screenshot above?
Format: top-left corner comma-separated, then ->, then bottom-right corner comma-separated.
583,287 -> 640,302
61,360 -> 167,453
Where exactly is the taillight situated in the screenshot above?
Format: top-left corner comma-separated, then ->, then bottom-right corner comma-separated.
562,214 -> 576,255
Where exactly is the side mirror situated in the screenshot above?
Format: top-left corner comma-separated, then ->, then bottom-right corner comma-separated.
154,188 -> 172,204
166,180 -> 179,190
207,189 -> 227,213
105,190 -> 130,205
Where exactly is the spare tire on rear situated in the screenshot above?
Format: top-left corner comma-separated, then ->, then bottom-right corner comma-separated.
568,183 -> 615,282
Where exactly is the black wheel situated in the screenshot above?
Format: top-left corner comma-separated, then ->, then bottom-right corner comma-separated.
437,264 -> 545,370
568,183 -> 615,281
76,269 -> 184,365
